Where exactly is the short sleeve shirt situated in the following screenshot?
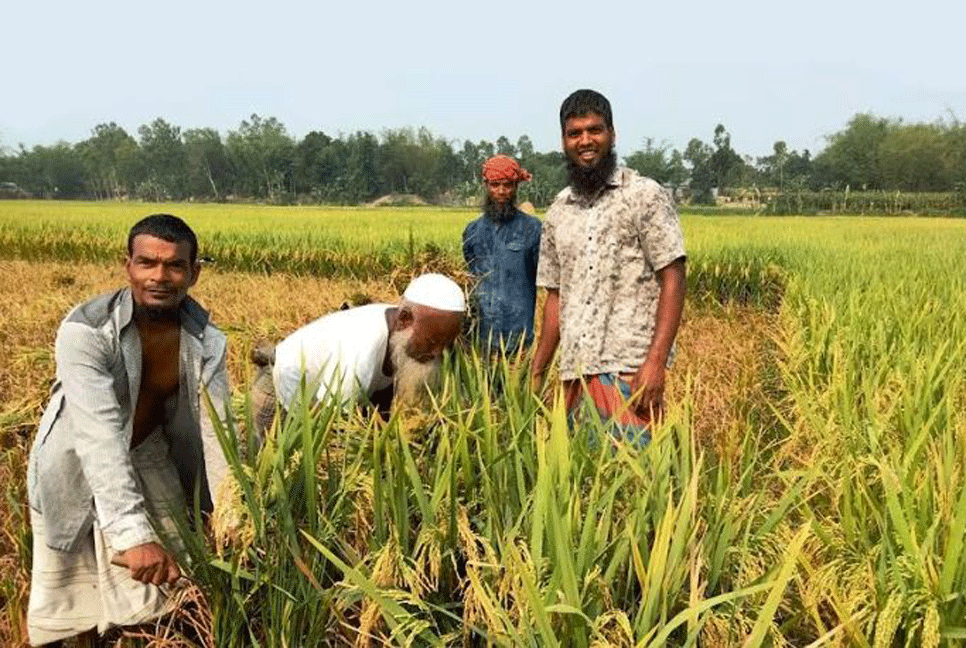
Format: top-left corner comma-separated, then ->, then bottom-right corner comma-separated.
535,167 -> 686,381
272,304 -> 394,408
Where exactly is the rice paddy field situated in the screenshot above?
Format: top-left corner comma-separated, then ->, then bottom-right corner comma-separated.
1,200 -> 965,646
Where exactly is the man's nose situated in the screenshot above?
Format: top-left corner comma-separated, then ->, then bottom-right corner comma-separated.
149,265 -> 168,282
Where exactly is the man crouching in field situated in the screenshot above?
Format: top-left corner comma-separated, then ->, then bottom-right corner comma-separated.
250,273 -> 465,431
26,214 -> 231,647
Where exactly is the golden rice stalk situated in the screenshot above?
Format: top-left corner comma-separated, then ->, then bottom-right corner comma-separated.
873,593 -> 903,648
210,472 -> 255,557
590,610 -> 634,648
355,533 -> 408,648
921,603 -> 940,648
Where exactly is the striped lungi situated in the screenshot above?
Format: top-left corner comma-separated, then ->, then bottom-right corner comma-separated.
27,428 -> 185,645
564,373 -> 652,450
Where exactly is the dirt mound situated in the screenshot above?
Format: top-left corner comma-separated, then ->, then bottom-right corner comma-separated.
368,193 -> 429,207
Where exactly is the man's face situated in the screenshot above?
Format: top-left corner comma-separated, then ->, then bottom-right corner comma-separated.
485,179 -> 517,207
389,307 -> 462,407
563,113 -> 615,170
125,234 -> 199,313
404,306 -> 464,364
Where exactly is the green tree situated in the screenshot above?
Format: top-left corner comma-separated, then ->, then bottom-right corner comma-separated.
496,136 -> 516,157
138,118 -> 187,200
516,135 -> 535,159
709,124 -> 744,190
77,123 -> 144,199
517,150 -> 566,208
878,123 -> 949,191
295,130 -> 339,197
478,140 -> 495,160
459,140 -> 483,183
184,128 -> 229,200
812,113 -> 890,189
684,137 -> 714,204
22,143 -> 88,198
342,131 -> 379,202
226,114 -> 295,201
624,138 -> 686,185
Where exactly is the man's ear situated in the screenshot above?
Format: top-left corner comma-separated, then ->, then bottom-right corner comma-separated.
190,262 -> 202,287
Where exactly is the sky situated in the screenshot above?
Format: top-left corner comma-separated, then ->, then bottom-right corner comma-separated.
2,0 -> 964,160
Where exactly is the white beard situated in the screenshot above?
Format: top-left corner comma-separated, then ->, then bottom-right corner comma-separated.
389,328 -> 442,408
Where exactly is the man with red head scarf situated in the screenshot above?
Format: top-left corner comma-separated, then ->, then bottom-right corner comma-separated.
462,155 -> 542,353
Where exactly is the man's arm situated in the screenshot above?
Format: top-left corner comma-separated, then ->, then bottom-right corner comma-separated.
528,220 -> 542,282
199,330 -> 231,509
530,288 -> 560,388
57,323 -> 153,547
629,258 -> 686,418
462,223 -> 477,273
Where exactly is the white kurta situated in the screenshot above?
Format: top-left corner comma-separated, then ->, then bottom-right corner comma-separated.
271,304 -> 394,410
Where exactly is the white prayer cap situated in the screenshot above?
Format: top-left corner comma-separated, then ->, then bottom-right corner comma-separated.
403,273 -> 466,313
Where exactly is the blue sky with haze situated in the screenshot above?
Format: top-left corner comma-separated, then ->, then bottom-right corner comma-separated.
2,0 -> 963,159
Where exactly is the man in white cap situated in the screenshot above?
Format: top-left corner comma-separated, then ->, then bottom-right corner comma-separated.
251,273 -> 466,427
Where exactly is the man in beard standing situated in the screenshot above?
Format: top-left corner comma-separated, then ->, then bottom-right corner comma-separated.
256,273 -> 465,427
462,155 -> 543,354
530,89 -> 686,448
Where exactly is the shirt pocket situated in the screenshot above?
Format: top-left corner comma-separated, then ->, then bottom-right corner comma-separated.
506,240 -> 526,252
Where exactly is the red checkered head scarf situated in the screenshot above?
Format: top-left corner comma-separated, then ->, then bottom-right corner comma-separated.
481,155 -> 532,183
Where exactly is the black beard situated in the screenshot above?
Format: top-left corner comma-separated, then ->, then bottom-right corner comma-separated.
567,150 -> 617,198
483,194 -> 518,222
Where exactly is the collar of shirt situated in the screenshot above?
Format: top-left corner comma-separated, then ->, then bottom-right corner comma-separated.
116,287 -> 210,343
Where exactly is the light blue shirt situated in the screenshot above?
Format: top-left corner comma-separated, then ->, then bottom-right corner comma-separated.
27,288 -> 231,553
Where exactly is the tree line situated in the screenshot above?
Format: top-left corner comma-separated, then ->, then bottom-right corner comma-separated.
2,112 -> 965,207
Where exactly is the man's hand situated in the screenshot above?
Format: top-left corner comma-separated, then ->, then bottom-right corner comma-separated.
117,542 -> 181,586
630,359 -> 666,421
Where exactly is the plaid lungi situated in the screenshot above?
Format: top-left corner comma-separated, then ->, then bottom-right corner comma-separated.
27,428 -> 185,645
564,373 -> 652,449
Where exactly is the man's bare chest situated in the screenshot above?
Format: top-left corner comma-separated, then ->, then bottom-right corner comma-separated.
139,329 -> 181,396
132,326 -> 181,446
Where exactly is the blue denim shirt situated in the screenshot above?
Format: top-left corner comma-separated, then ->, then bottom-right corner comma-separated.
462,209 -> 542,351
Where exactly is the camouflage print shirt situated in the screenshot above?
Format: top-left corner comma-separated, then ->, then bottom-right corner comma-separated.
536,167 -> 686,381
